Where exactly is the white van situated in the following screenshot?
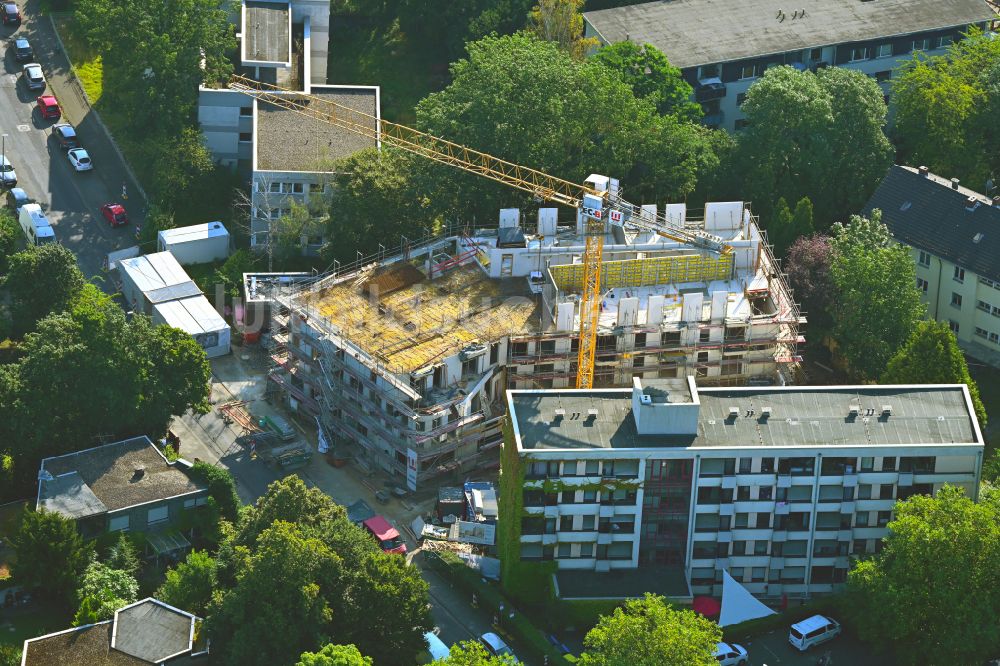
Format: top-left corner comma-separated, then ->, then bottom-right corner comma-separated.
789,614 -> 841,651
18,203 -> 55,246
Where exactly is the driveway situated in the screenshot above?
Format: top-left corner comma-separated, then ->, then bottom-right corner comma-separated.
743,627 -> 890,666
1,3 -> 144,282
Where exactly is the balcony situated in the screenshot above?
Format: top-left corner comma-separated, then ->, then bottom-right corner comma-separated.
695,78 -> 727,102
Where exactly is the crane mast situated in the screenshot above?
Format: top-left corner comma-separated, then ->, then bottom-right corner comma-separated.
227,76 -> 730,388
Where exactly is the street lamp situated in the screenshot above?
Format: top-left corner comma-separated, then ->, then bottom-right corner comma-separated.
1,133 -> 8,175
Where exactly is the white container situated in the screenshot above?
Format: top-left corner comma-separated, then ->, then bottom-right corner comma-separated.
157,222 -> 230,265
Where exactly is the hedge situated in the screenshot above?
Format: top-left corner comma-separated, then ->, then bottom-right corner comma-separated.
425,550 -> 573,665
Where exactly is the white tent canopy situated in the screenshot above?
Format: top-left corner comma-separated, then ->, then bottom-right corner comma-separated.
719,570 -> 777,627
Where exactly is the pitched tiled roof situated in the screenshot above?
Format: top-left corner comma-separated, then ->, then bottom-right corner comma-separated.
863,165 -> 1000,283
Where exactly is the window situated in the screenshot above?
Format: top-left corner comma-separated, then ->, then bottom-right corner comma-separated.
739,458 -> 752,474
912,38 -> 932,51
917,251 -> 931,267
732,540 -> 748,555
951,292 -> 963,309
698,64 -> 719,79
697,351 -> 709,363
751,567 -> 766,582
879,485 -> 894,500
978,300 -> 992,313
147,506 -> 169,525
736,486 -> 751,501
734,513 -> 749,528
557,543 -> 572,558
842,486 -> 855,501
239,106 -> 253,117
810,48 -> 823,61
936,35 -> 953,49
739,63 -> 758,80
954,266 -> 965,282
949,320 -> 960,334
699,328 -> 711,343
585,460 -> 600,476
849,46 -> 869,62
877,510 -> 892,527
581,515 -> 595,531
853,539 -> 868,555
860,457 -> 873,472
760,458 -> 775,473
183,497 -> 207,509
882,457 -> 896,472
109,515 -> 130,531
858,484 -> 872,500
754,541 -> 768,556
309,182 -> 324,193
238,132 -> 252,142
268,182 -> 281,193
579,543 -> 594,558
876,43 -> 892,58
291,182 -> 305,194
759,486 -> 773,501
991,332 -> 1000,345
736,92 -> 748,106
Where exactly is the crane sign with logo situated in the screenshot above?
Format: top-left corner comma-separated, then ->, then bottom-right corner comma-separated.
609,209 -> 624,227
581,193 -> 604,221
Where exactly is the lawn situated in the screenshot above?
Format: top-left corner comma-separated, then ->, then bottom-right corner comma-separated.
327,16 -> 450,124
51,14 -> 103,105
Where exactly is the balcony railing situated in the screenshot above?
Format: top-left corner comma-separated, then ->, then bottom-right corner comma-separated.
695,80 -> 727,102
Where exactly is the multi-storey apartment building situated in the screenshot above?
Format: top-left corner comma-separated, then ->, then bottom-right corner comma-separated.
865,165 -> 1000,367
197,0 -> 380,254
583,0 -> 997,131
505,377 -> 983,600
254,199 -> 803,489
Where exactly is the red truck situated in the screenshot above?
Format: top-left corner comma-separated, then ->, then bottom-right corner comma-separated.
362,515 -> 407,556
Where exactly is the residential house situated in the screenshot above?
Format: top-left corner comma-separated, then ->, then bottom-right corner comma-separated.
583,0 -> 998,131
864,165 -> 1000,366
22,597 -> 208,665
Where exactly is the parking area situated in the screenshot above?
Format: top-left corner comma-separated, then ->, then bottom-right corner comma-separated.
741,627 -> 890,666
1,7 -> 144,281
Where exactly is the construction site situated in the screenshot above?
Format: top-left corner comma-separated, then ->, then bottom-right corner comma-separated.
246,199 -> 804,489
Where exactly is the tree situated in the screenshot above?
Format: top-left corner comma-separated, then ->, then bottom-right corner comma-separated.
735,66 -> 892,226
893,29 -> 1000,191
237,476 -> 345,547
207,522 -> 342,666
0,209 -> 18,275
296,644 -> 373,666
189,463 -> 241,523
396,0 -> 532,62
829,210 -> 925,380
106,533 -> 140,577
785,234 -> 834,334
10,510 -> 93,608
3,244 -> 85,336
75,561 -> 139,621
157,550 -> 217,617
882,320 -> 987,425
577,594 -> 721,666
847,486 -> 1000,665
72,596 -> 102,627
767,196 -> 815,258
414,33 -> 717,222
527,0 -> 597,60
591,41 -> 700,120
440,642 -> 516,665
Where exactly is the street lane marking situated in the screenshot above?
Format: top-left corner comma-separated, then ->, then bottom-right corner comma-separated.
17,125 -> 30,132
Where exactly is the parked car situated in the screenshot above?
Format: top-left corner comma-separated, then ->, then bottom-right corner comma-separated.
36,95 -> 60,120
0,155 -> 16,188
361,515 -> 407,555
22,63 -> 45,91
1,2 -> 20,26
478,633 -> 517,662
6,187 -> 32,214
52,123 -> 79,150
789,614 -> 841,652
67,148 -> 92,171
100,202 -> 128,227
10,37 -> 32,62
714,641 -> 749,665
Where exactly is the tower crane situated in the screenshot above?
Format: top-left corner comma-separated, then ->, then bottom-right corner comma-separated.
228,75 -> 731,388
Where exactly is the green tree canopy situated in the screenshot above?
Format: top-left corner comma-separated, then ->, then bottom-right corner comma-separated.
893,29 -> 1000,192
577,594 -> 721,666
591,41 -> 700,120
75,561 -> 139,621
296,643 -> 373,666
157,550 -> 217,617
3,244 -> 85,337
440,641 -> 516,665
0,209 -> 18,276
237,475 -> 345,547
847,485 -> 1000,665
105,533 -> 141,577
766,196 -> 815,258
527,0 -> 597,61
735,66 -> 892,226
189,462 -> 241,523
882,320 -> 987,425
11,510 -> 93,608
829,210 -> 925,379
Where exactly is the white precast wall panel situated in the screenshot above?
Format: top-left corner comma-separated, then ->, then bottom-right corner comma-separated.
711,291 -> 728,322
704,202 -> 744,233
538,208 -> 558,237
647,294 -> 665,325
499,209 -> 521,228
557,302 -> 575,332
618,297 -> 639,328
664,203 -> 686,227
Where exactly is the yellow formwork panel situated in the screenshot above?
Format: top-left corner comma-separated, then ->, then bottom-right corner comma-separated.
551,254 -> 733,291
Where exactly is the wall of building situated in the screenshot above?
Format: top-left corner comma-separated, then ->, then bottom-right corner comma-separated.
197,88 -> 255,167
105,491 -> 208,533
250,171 -> 329,251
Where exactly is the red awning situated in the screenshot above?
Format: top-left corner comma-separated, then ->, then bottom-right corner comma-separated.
692,596 -> 721,617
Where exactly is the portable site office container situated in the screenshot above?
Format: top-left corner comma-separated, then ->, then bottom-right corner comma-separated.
152,296 -> 231,358
157,222 -> 230,266
117,252 -> 201,316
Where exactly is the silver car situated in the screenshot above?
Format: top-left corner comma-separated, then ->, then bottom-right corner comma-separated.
22,63 -> 45,91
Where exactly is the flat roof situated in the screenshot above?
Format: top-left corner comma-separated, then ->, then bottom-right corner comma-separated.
112,599 -> 196,663
158,222 -> 229,245
510,385 -> 979,451
313,262 -> 539,373
255,87 -> 378,172
584,0 -> 996,69
243,0 -> 290,64
38,437 -> 206,517
119,252 -> 198,298
153,296 -> 227,335
38,472 -> 108,519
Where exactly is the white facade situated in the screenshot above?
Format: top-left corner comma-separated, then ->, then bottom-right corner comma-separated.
153,297 -> 231,358
507,378 -> 983,600
157,222 -> 231,265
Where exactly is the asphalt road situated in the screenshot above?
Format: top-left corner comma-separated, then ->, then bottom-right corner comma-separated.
0,7 -> 144,282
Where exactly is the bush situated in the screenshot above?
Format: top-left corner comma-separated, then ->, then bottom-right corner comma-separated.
425,551 -> 571,665
189,462 -> 241,522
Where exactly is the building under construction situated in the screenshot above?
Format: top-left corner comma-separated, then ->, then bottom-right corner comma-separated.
250,201 -> 804,489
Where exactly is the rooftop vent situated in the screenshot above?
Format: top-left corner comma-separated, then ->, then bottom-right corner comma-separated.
639,394 -> 653,406
993,196 -> 1000,207
849,404 -> 860,416
974,232 -> 984,244
587,408 -> 599,417
761,406 -> 772,418
881,405 -> 892,416
951,178 -> 961,190
132,464 -> 146,480
554,408 -> 566,416
728,406 -> 740,418
919,165 -> 929,176
966,195 -> 980,211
